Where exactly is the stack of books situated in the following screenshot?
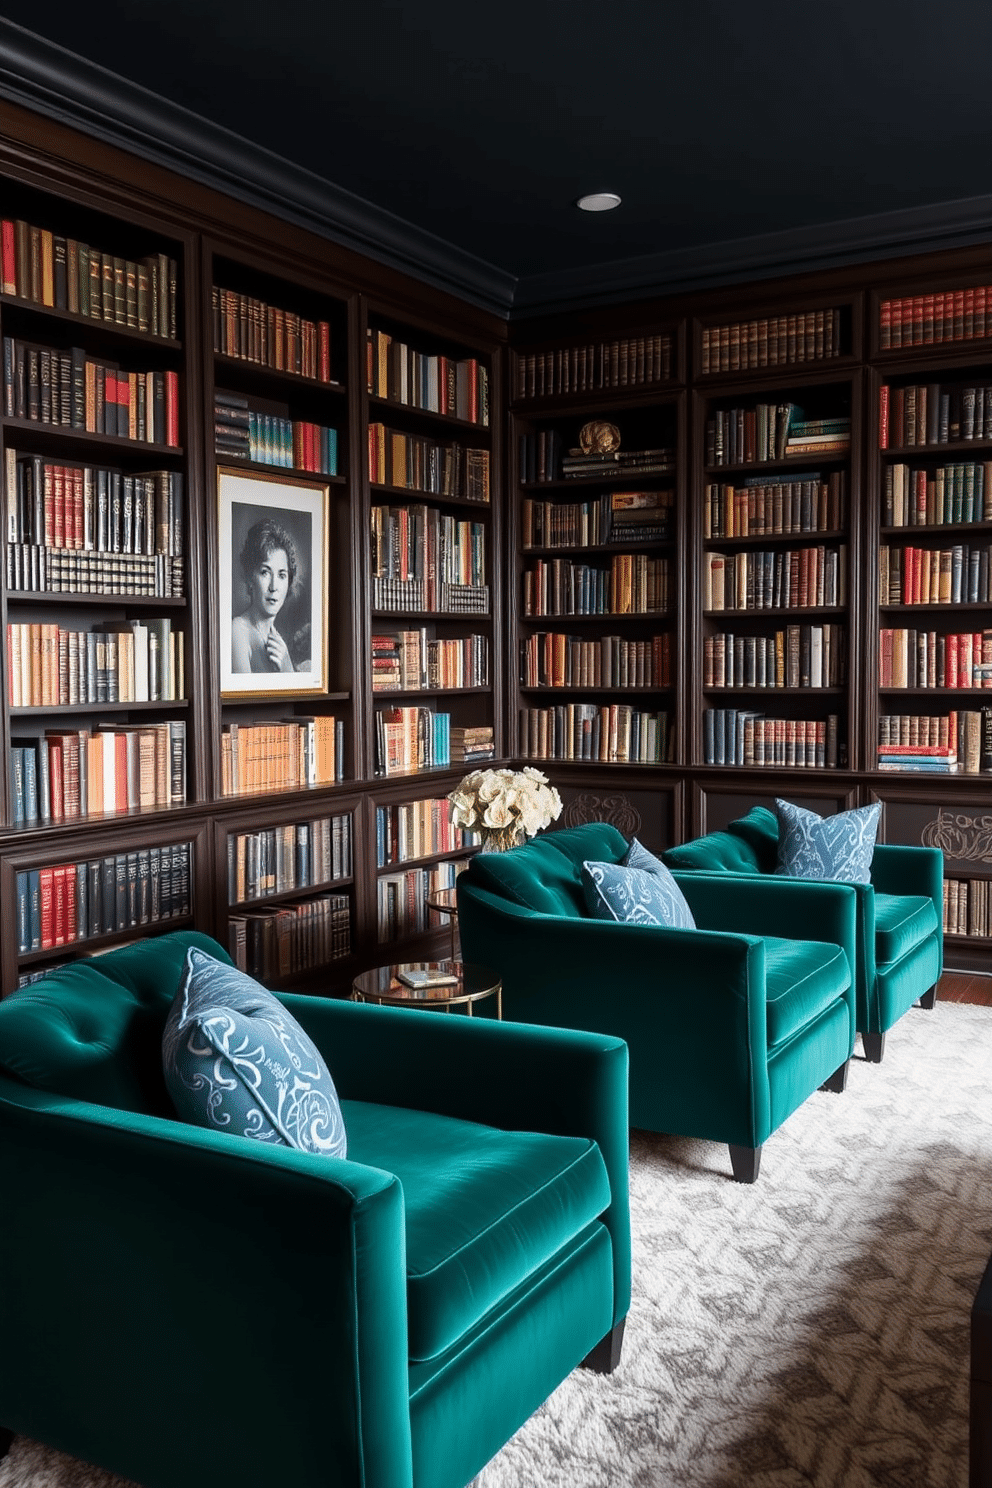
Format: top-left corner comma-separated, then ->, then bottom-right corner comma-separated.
606,489 -> 673,543
449,725 -> 494,764
560,446 -> 675,480
876,744 -> 958,772
785,416 -> 851,458
214,390 -> 251,460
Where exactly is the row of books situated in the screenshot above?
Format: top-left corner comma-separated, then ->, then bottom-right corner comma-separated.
879,544 -> 991,606
366,329 -> 489,425
220,717 -> 343,796
703,710 -> 841,768
878,629 -> 992,688
704,473 -> 847,539
522,554 -> 670,617
519,705 -> 673,764
214,390 -> 339,474
521,489 -> 673,549
703,625 -> 846,690
704,545 -> 846,612
212,286 -> 333,382
371,630 -> 489,691
228,893 -> 351,981
879,288 -> 992,350
10,720 -> 186,822
699,310 -> 842,374
3,338 -> 180,446
520,632 -> 672,690
883,462 -> 992,528
878,710 -> 992,774
15,842 -> 192,955
706,404 -> 850,466
227,814 -> 353,905
377,859 -> 461,940
368,424 -> 490,501
6,454 -> 183,559
943,877 -> 992,938
879,383 -> 992,449
6,544 -> 183,599
375,795 -> 478,867
370,577 -> 489,615
375,706 -> 451,776
514,335 -> 673,400
1,221 -> 177,339
7,619 -> 184,708
370,503 -> 486,590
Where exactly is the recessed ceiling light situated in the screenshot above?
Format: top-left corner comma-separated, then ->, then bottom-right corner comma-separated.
576,192 -> 622,213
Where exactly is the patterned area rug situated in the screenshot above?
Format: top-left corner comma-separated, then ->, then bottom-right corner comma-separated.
1,1000 -> 990,1488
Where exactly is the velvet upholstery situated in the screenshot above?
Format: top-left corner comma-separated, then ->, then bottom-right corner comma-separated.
0,931 -> 629,1488
664,806 -> 943,1055
457,823 -> 857,1176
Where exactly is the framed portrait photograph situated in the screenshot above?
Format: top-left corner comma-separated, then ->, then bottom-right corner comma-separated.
218,468 -> 329,699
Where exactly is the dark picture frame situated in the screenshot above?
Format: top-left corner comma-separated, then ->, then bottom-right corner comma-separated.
218,467 -> 329,699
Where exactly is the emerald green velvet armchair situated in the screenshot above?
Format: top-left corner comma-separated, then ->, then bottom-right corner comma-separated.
0,931 -> 630,1488
662,806 -> 943,1063
456,821 -> 858,1183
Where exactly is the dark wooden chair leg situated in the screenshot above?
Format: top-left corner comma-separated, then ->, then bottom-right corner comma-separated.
729,1144 -> 761,1183
581,1317 -> 625,1374
0,1427 -> 13,1460
862,1031 -> 886,1063
820,1059 -> 849,1093
918,985 -> 937,1010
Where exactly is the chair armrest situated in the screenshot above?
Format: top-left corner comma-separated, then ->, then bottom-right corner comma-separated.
0,1078 -> 413,1488
672,870 -> 858,956
284,995 -> 632,1324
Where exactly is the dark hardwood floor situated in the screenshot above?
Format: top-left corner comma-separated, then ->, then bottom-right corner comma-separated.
938,971 -> 992,1006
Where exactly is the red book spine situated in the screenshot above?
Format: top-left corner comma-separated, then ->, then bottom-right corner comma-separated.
292,421 -> 303,471
65,867 -> 77,944
1,220 -> 15,295
52,863 -> 67,946
165,369 -> 179,446
53,465 -> 65,549
39,868 -> 54,950
879,385 -> 889,449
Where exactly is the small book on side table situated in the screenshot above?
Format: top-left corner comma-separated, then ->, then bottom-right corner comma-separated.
396,967 -> 460,989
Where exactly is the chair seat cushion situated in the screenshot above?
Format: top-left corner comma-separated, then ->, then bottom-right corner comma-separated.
874,892 -> 938,966
762,937 -> 851,1049
342,1100 -> 611,1362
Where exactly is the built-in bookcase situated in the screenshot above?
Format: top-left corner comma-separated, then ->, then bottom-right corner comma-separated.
693,369 -> 860,773
510,389 -> 685,770
201,243 -> 356,805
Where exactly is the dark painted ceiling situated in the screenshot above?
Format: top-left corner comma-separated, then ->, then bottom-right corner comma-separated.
1,0 -> 992,311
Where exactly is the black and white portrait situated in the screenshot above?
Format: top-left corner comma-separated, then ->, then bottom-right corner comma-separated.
218,470 -> 328,697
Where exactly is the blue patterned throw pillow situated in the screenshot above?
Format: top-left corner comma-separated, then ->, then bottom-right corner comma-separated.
774,798 -> 881,885
582,855 -> 696,929
162,947 -> 347,1158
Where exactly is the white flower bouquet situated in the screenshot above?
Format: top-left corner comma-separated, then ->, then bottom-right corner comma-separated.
448,766 -> 563,852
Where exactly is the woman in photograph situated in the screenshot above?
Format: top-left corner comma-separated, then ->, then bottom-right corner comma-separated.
231,516 -> 302,673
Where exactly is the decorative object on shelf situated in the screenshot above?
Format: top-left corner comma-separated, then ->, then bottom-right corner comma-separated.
448,766 -> 563,853
217,467 -> 329,698
578,420 -> 621,455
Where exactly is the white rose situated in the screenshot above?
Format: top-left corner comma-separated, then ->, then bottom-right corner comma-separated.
482,799 -> 514,829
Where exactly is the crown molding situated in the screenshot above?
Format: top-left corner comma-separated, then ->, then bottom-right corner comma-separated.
510,194 -> 992,317
0,20 -> 518,316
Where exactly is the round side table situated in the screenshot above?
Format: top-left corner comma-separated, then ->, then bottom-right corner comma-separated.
351,959 -> 501,1018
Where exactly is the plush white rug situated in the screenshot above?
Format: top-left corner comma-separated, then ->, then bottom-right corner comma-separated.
1,1000 -> 989,1488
